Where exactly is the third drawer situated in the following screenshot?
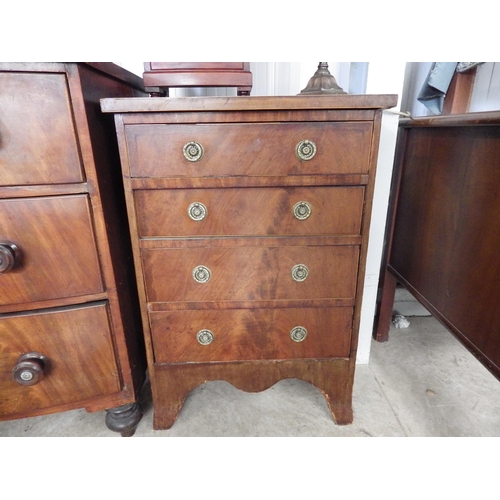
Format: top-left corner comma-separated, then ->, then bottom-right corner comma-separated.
141,245 -> 360,303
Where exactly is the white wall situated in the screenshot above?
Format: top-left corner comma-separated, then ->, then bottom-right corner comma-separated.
357,62 -> 406,363
470,62 -> 500,111
115,61 -> 406,364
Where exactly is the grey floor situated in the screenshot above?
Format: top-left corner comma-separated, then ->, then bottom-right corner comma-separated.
1,311 -> 499,437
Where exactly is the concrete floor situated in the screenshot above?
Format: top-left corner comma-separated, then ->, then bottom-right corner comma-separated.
1,315 -> 499,437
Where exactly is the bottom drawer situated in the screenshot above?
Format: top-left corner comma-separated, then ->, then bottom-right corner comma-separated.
150,307 -> 353,363
0,302 -> 121,416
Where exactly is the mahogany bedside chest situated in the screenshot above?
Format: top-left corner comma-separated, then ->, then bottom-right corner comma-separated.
0,63 -> 148,436
101,93 -> 397,429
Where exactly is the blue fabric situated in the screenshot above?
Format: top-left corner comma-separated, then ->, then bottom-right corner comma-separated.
417,62 -> 458,114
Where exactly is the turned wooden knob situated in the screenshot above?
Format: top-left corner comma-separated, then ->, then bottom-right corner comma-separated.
0,240 -> 20,274
12,352 -> 50,386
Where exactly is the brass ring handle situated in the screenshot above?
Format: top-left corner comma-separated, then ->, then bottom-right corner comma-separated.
192,265 -> 211,283
12,352 -> 51,386
183,141 -> 204,162
196,329 -> 214,345
0,240 -> 21,274
290,326 -> 308,343
291,264 -> 309,282
188,202 -> 207,221
293,201 -> 312,220
296,139 -> 317,161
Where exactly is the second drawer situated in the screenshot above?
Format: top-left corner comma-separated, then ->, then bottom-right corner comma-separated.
135,186 -> 365,238
0,195 -> 104,307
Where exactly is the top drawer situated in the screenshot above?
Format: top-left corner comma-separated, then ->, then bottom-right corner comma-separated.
125,122 -> 373,178
0,72 -> 84,187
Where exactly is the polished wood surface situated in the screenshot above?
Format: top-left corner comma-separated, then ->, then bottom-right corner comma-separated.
101,94 -> 397,113
103,93 -> 397,429
125,122 -> 373,177
142,62 -> 252,95
135,186 -> 364,237
0,72 -> 83,186
0,63 -> 147,434
150,307 -> 353,363
0,195 -> 103,306
374,112 -> 500,380
142,245 -> 359,303
153,359 -> 354,429
0,303 -> 120,416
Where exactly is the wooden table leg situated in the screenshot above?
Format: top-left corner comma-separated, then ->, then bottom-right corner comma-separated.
374,269 -> 397,342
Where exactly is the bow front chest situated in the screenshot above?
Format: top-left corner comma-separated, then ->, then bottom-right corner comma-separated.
0,63 -> 147,436
101,94 -> 397,429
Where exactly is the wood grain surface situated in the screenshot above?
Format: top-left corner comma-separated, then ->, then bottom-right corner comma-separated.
0,302 -> 120,416
388,122 -> 500,377
0,194 -> 103,306
105,93 -> 395,429
125,122 -> 373,177
0,71 -> 83,186
150,306 -> 353,363
135,186 -> 364,237
141,244 -> 359,303
151,358 -> 354,429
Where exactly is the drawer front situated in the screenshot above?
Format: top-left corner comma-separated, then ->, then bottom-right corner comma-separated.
135,186 -> 365,238
126,122 -> 373,178
0,302 -> 121,416
0,195 -> 104,306
0,72 -> 84,186
150,307 -> 353,363
142,245 -> 359,303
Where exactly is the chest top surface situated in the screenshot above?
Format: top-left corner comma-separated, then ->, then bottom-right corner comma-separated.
101,94 -> 398,114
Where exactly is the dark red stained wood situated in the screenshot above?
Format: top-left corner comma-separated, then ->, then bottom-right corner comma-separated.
135,186 -> 364,238
141,245 -> 359,303
150,306 -> 353,363
376,113 -> 500,380
75,63 -> 148,398
0,303 -> 120,417
125,122 -> 373,178
0,71 -> 84,186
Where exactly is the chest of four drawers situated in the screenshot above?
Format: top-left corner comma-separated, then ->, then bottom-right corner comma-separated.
103,95 -> 396,429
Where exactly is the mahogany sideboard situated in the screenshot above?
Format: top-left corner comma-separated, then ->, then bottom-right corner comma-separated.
0,62 -> 148,436
102,93 -> 397,429
374,111 -> 500,382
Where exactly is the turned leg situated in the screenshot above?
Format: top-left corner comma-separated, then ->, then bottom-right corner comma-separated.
105,402 -> 143,437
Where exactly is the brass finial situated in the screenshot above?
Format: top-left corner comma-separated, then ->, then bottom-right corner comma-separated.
299,62 -> 347,95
